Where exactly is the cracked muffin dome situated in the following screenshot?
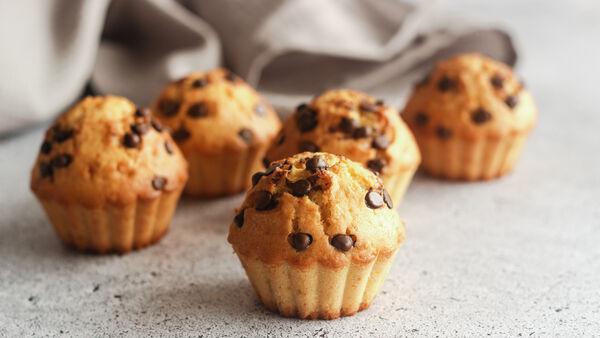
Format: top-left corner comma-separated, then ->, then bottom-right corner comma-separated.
265,89 -> 420,206
30,96 -> 188,253
402,53 -> 537,180
228,152 -> 405,319
152,68 -> 281,197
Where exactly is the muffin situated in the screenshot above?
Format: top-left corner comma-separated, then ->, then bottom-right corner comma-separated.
402,53 -> 537,180
265,89 -> 420,205
30,96 -> 188,253
151,68 -> 281,197
228,152 -> 405,319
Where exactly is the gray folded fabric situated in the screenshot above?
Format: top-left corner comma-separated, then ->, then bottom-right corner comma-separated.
0,0 -> 516,136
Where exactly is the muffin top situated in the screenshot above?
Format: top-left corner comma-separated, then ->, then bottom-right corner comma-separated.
228,152 -> 405,268
265,89 -> 420,177
402,53 -> 537,140
30,96 -> 188,207
152,68 -> 281,155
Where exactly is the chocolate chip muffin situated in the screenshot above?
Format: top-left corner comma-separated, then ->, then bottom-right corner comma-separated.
402,53 -> 537,180
30,96 -> 188,253
151,68 -> 281,197
228,152 -> 405,319
265,89 -> 420,206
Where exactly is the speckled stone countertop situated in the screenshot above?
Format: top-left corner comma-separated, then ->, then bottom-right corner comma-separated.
1,1 -> 599,336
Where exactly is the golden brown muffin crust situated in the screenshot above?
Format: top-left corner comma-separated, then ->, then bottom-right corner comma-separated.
30,96 -> 188,207
228,152 -> 405,268
402,53 -> 537,141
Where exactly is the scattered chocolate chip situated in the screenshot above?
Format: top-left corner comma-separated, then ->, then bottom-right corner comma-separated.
131,123 -> 149,135
233,210 -> 245,228
289,233 -> 313,251
262,157 -> 270,168
359,100 -> 378,113
238,128 -> 254,144
411,34 -> 426,46
296,104 -> 318,132
159,100 -> 180,117
40,162 -> 53,178
372,135 -> 390,150
352,126 -> 372,139
436,126 -> 452,139
152,176 -> 167,190
191,78 -> 207,88
254,191 -> 277,211
415,112 -> 429,126
367,158 -> 386,173
224,70 -> 239,82
135,107 -> 151,118
383,189 -> 393,209
299,140 -> 319,152
93,285 -> 100,292
187,103 -> 209,118
471,108 -> 492,124
365,189 -> 384,209
151,120 -> 163,132
288,179 -> 311,197
330,234 -> 354,252
276,133 -> 285,145
490,74 -> 504,89
505,95 -> 518,109
123,133 -> 141,148
51,154 -> 72,168
53,128 -> 73,143
164,141 -> 173,154
171,126 -> 190,142
306,155 -> 327,172
338,117 -> 359,134
437,75 -> 456,92
254,104 -> 267,116
251,172 -> 265,186
40,141 -> 52,155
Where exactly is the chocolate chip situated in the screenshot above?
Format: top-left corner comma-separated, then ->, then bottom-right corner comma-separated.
264,162 -> 282,175
254,191 -> 277,211
471,108 -> 492,124
437,75 -> 456,92
338,117 -> 359,134
306,155 -> 327,172
330,234 -> 354,252
289,233 -> 313,251
224,70 -> 239,82
238,128 -> 254,144
164,141 -> 173,154
383,189 -> 393,209
187,103 -> 209,118
372,135 -> 390,150
505,95 -> 518,109
352,126 -> 372,139
359,100 -> 378,113
288,179 -> 311,197
159,100 -> 180,117
411,34 -> 426,46
415,111 -> 429,126
375,99 -> 385,106
490,74 -> 504,89
135,108 -> 151,118
254,104 -> 267,116
40,162 -> 53,178
131,123 -> 149,135
251,172 -> 265,186
233,210 -> 245,228
296,104 -> 318,132
171,126 -> 190,142
365,189 -> 384,209
299,140 -> 319,152
367,158 -> 386,173
40,141 -> 52,155
51,154 -> 72,168
191,78 -> 207,88
276,133 -> 285,145
262,158 -> 270,168
151,120 -> 164,132
436,126 -> 452,139
152,176 -> 167,190
53,128 -> 73,143
123,133 -> 141,148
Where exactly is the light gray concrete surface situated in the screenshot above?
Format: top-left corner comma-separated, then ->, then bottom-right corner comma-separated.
1,1 -> 600,336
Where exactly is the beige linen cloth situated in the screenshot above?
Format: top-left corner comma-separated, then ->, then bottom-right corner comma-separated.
0,0 -> 516,136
